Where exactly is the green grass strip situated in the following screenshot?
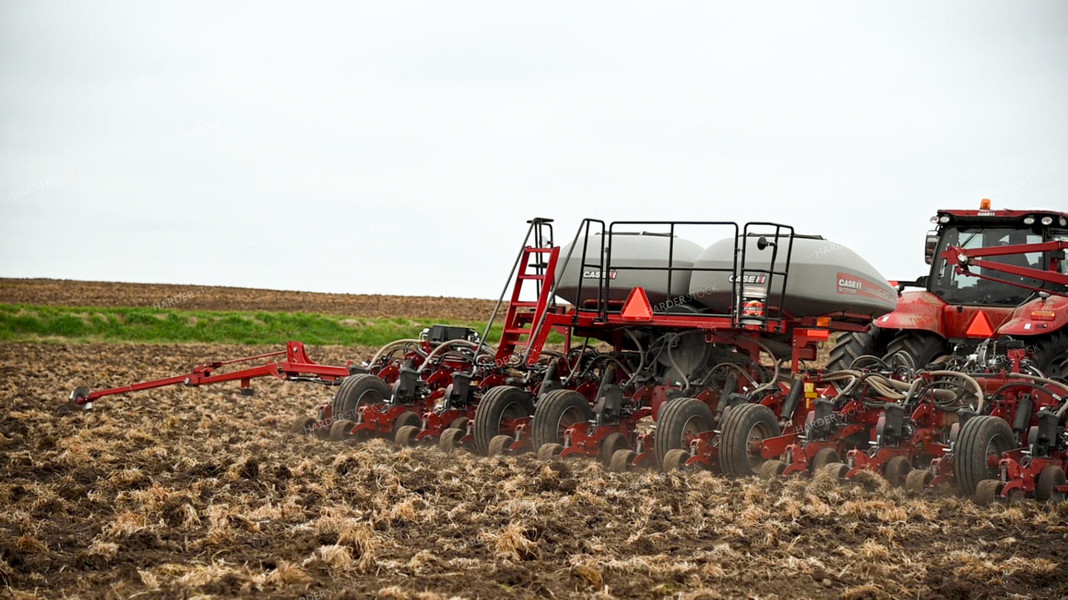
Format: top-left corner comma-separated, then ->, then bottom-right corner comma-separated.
0,303 -> 563,347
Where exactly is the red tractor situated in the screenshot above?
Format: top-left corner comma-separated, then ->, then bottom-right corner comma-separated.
829,200 -> 1068,381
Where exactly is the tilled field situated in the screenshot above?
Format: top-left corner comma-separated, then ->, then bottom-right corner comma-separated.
0,279 -> 495,321
2,342 -> 1067,599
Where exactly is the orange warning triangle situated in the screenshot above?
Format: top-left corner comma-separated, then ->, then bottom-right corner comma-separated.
966,310 -> 994,338
621,287 -> 653,321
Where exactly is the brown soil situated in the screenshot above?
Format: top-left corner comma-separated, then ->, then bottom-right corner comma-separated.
0,278 -> 496,321
2,342 -> 1067,599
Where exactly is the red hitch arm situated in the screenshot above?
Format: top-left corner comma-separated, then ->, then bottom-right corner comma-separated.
943,240 -> 1068,296
70,341 -> 352,406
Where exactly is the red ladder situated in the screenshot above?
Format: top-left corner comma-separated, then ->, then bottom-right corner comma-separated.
495,246 -> 560,367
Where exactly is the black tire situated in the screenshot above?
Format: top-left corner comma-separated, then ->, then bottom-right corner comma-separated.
827,330 -> 883,371
810,447 -> 840,474
884,332 -> 947,370
439,427 -> 464,453
1032,331 -> 1068,382
609,449 -> 636,472
395,425 -> 419,446
760,459 -> 787,479
473,386 -> 535,456
905,469 -> 933,494
720,403 -> 781,477
661,448 -> 691,472
598,432 -> 630,468
537,443 -> 564,460
532,389 -> 593,450
974,479 -> 1002,505
329,419 -> 357,442
393,411 -> 420,434
1036,465 -> 1066,503
332,375 -> 390,422
654,398 -> 714,470
822,462 -> 849,479
954,416 -> 1016,496
884,455 -> 912,487
488,434 -> 513,456
290,415 -> 316,435
449,416 -> 470,432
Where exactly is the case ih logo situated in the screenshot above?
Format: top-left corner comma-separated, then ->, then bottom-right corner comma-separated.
836,272 -> 894,302
582,269 -> 617,279
728,274 -> 768,284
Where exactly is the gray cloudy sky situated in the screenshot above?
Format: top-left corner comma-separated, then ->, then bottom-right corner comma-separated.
2,1 -> 1066,299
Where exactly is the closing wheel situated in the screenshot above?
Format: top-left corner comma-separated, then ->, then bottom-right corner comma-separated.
662,448 -> 691,472
1036,465 -> 1067,503
329,419 -> 357,442
822,462 -> 849,479
395,425 -> 420,446
473,386 -> 535,456
883,456 -> 913,487
810,448 -> 840,474
537,443 -> 564,460
954,416 -> 1016,496
974,479 -> 1003,506
332,374 -> 390,423
532,389 -> 594,450
449,416 -> 470,432
393,411 -> 421,435
609,449 -> 636,473
290,415 -> 316,435
598,432 -> 630,468
760,459 -> 787,480
720,403 -> 781,477
488,434 -> 513,456
654,397 -> 714,470
904,469 -> 933,494
439,427 -> 464,453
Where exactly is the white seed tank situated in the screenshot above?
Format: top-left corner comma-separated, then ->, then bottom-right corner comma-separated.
554,232 -> 705,308
687,235 -> 897,318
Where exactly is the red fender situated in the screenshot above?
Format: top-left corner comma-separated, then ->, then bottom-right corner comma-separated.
873,291 -> 946,338
997,294 -> 1068,337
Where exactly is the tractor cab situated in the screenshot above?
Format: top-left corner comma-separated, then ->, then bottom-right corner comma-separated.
831,200 -> 1068,379
924,205 -> 1068,307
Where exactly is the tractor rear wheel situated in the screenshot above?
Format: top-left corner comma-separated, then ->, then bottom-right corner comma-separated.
654,398 -> 714,471
884,332 -> 947,370
720,403 -> 781,477
1032,331 -> 1068,382
1036,465 -> 1067,503
598,432 -> 630,468
473,386 -> 535,456
827,329 -> 885,371
954,416 -> 1016,496
332,375 -> 390,423
532,390 -> 593,450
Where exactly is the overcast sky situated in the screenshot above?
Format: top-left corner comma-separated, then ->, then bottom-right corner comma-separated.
1,1 -> 1066,299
